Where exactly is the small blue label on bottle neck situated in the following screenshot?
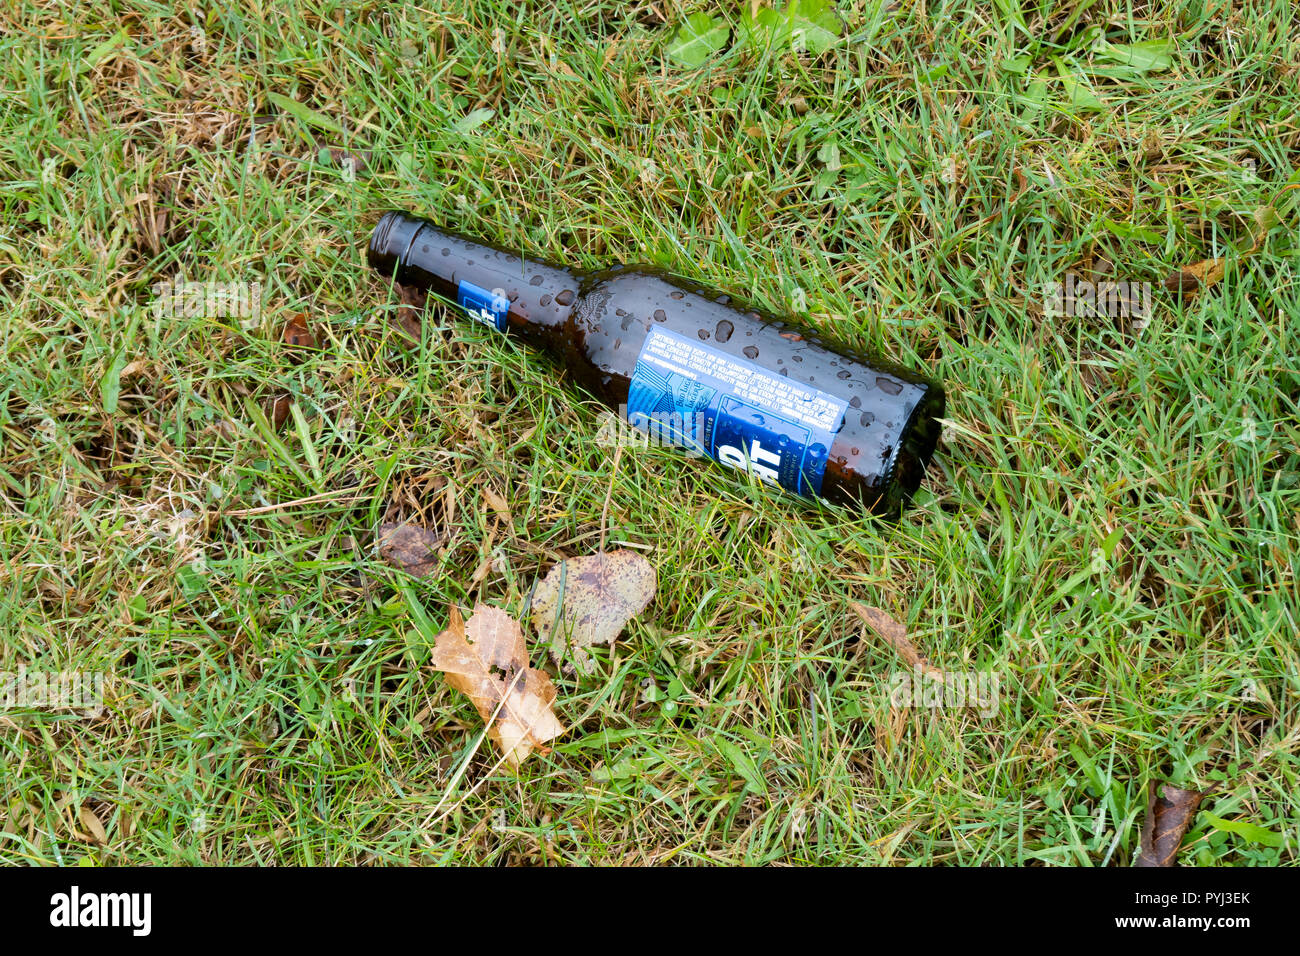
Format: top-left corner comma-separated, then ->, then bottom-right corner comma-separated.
457,279 -> 509,332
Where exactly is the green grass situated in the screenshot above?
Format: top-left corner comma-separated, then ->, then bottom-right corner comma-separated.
1,0 -> 1297,865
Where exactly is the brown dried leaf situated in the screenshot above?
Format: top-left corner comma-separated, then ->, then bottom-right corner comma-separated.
1136,781 -> 1204,867
532,550 -> 657,674
482,486 -> 511,521
393,283 -> 426,342
1162,258 -> 1225,296
377,521 -> 442,578
78,805 -> 107,845
282,312 -> 316,350
431,605 -> 565,768
850,602 -> 945,681
268,393 -> 292,431
329,148 -> 369,175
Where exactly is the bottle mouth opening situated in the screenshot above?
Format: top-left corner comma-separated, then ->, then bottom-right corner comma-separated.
368,211 -> 400,263
367,211 -> 421,278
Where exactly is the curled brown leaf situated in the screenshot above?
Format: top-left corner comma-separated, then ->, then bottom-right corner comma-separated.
431,604 -> 565,768
282,312 -> 316,350
1162,258 -> 1226,297
393,283 -> 426,342
1136,781 -> 1204,867
850,602 -> 945,681
267,393 -> 292,431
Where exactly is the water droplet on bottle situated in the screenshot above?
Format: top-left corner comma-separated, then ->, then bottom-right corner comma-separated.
715,319 -> 734,342
670,291 -> 684,300
849,395 -> 862,408
653,309 -> 667,322
743,345 -> 759,359
540,294 -> 552,306
530,274 -> 544,286
860,412 -> 875,427
697,329 -> 710,340
876,376 -> 903,395
837,370 -> 851,379
556,290 -> 574,306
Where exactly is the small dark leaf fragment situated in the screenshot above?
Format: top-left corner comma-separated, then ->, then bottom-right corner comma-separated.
378,521 -> 442,578
268,393 -> 292,430
282,313 -> 316,350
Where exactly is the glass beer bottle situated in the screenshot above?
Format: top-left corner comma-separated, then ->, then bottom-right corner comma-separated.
368,210 -> 944,516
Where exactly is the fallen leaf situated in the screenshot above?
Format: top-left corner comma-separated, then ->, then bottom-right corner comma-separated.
431,605 -> 565,767
282,313 -> 316,350
79,806 -> 107,845
531,550 -> 657,674
267,393 -> 292,430
482,486 -> 511,520
120,357 -> 149,380
327,146 -> 369,175
850,602 -> 946,681
1136,781 -> 1204,866
393,283 -> 426,342
1162,258 -> 1225,296
377,521 -> 442,577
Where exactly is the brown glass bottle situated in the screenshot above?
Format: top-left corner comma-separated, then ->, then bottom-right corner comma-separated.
367,210 -> 943,516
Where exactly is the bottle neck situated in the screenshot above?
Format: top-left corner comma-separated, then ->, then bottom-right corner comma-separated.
368,212 -> 581,332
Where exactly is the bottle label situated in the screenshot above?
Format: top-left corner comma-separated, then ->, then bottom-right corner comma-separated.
456,279 -> 509,332
626,327 -> 847,495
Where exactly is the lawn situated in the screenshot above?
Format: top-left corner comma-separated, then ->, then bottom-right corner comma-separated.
0,0 -> 1297,865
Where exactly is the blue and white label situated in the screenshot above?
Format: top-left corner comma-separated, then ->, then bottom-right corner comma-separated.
626,327 -> 846,495
457,279 -> 509,332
